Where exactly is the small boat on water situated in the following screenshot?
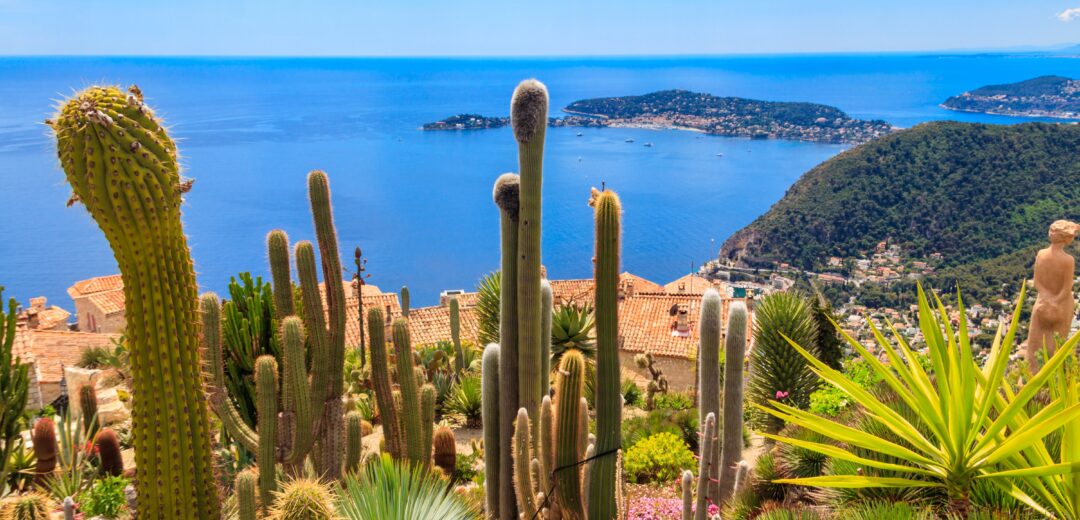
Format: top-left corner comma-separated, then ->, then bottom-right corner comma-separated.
625,138 -> 634,143
715,153 -> 723,157
576,132 -> 583,137
644,142 -> 653,147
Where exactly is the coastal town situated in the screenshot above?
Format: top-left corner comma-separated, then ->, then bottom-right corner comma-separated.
424,89 -> 895,144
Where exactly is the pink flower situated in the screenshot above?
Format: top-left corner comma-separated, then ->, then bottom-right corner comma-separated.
775,390 -> 789,400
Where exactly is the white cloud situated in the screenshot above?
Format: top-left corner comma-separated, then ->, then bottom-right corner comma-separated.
1058,7 -> 1080,21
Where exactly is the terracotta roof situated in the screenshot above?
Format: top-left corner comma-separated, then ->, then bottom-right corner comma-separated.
618,293 -> 751,359
407,304 -> 480,347
663,273 -> 714,294
67,275 -> 124,298
446,292 -> 479,308
549,272 -> 664,307
341,292 -> 403,348
87,290 -> 126,316
12,329 -> 120,383
620,272 -> 665,294
20,304 -> 71,331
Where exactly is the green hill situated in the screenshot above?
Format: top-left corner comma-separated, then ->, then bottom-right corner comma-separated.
719,121 -> 1080,301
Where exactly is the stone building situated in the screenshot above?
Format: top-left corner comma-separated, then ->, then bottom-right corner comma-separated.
67,274 -> 125,333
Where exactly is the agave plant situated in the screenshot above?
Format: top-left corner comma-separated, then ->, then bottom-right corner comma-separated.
550,301 -> 595,365
757,285 -> 1080,516
443,375 -> 482,427
337,454 -> 477,520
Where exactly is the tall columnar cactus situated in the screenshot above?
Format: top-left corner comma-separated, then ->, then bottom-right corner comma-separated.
50,85 -> 220,518
236,470 -> 257,520
255,355 -> 279,510
421,384 -> 436,468
450,297 -> 465,377
697,289 -> 722,502
367,307 -> 402,459
63,497 -> 75,520
718,301 -> 749,505
589,188 -> 623,519
433,425 -> 457,478
94,428 -> 124,477
31,418 -> 56,487
512,80 -> 548,459
78,384 -> 99,436
513,408 -> 539,518
540,280 -> 553,394
345,411 -> 364,475
695,413 -> 717,520
680,470 -> 693,520
553,350 -> 587,518
0,289 -> 29,492
391,318 -> 426,467
400,286 -> 410,317
492,172 -> 520,520
481,344 -> 501,519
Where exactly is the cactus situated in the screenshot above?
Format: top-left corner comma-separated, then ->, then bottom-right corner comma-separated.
540,280 -> 553,395
345,411 -> 364,475
589,188 -> 623,520
31,418 -> 56,487
391,318 -> 425,467
513,408 -> 539,518
421,384 -> 436,468
433,425 -> 457,478
2,493 -> 50,520
267,477 -> 337,520
698,289 -> 722,502
63,497 -> 75,520
0,289 -> 29,492
732,460 -> 751,497
450,297 -> 466,378
367,307 -> 402,459
553,350 -> 587,517
493,171 -> 521,520
681,469 -> 694,520
94,428 -> 124,477
50,85 -> 220,518
718,302 -> 749,505
748,292 -> 819,434
400,286 -> 410,317
481,344 -> 501,519
78,384 -> 99,436
538,395 -> 555,497
635,353 -> 669,410
254,355 -> 279,510
695,413 -> 717,520
236,470 -> 257,520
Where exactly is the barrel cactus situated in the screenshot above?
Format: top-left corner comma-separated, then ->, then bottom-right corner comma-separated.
94,428 -> 124,477
1,493 -> 51,520
30,418 -> 56,487
432,425 -> 457,478
267,477 -> 337,520
78,384 -> 98,436
49,85 -> 220,517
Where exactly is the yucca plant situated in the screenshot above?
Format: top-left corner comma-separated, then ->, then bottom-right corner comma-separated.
337,454 -> 477,520
757,285 -> 1080,516
748,291 -> 819,434
475,271 -> 500,347
550,301 -> 595,365
443,375 -> 483,427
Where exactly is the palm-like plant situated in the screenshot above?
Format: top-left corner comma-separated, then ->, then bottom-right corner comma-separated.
475,271 -> 500,347
748,291 -> 819,434
337,454 -> 477,520
551,302 -> 595,366
757,285 -> 1080,516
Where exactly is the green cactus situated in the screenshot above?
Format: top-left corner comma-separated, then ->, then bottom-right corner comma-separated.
0,289 -> 29,492
255,355 -> 279,510
421,384 -> 436,468
589,188 -> 623,519
432,425 -> 457,478
78,384 -> 99,437
2,493 -> 50,520
235,470 -> 257,520
695,413 -> 717,520
481,343 -> 501,519
267,477 -> 337,520
538,395 -> 554,498
391,318 -> 425,467
50,85 -> 220,518
345,411 -> 364,475
719,301 -> 748,505
540,280 -> 553,394
31,418 -> 56,487
513,80 -> 548,464
451,298 -> 465,377
697,289 -> 722,502
748,292 -> 819,434
400,286 -> 410,317
513,408 -> 539,518
493,171 -> 521,520
681,469 -> 693,520
553,350 -> 587,518
367,307 -> 402,459
267,230 -> 295,318
220,273 -> 280,440
94,428 -> 124,477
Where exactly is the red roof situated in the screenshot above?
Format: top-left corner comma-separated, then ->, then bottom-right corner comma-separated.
67,275 -> 124,298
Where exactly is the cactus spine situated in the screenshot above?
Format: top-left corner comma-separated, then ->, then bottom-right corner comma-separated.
50,85 -> 220,518
94,428 -> 124,477
493,171 -> 520,520
433,425 -> 457,478
367,307 -> 402,459
236,470 -> 257,520
481,344 -> 501,519
513,79 -> 548,460
30,418 -> 56,487
698,288 -> 722,503
718,301 -> 748,505
695,413 -> 717,520
345,411 -> 364,475
78,384 -> 98,436
589,188 -> 623,519
391,318 -> 426,467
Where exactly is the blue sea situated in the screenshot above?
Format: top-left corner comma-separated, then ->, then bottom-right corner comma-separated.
2,54 -> 1080,308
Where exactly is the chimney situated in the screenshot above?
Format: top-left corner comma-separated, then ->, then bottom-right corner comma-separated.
619,279 -> 635,300
30,297 -> 46,311
677,282 -> 686,294
674,304 -> 690,336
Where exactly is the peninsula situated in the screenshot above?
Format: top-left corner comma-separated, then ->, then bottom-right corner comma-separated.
423,89 -> 894,144
942,75 -> 1080,119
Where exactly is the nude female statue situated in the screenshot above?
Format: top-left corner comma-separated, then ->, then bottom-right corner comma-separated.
1026,219 -> 1080,372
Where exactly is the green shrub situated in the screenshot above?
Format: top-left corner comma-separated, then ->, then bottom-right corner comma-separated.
443,375 -> 482,426
621,378 -> 642,408
808,358 -> 880,416
78,475 -> 129,518
623,432 -> 696,484
837,500 -> 935,520
652,391 -> 692,411
621,408 -> 698,452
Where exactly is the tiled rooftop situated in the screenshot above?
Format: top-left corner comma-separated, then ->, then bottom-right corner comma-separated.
67,275 -> 124,298
87,290 -> 126,316
663,272 -> 714,294
619,292 -> 750,359
13,329 -> 120,383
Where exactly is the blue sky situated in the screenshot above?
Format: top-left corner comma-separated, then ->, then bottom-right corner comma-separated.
2,0 -> 1080,56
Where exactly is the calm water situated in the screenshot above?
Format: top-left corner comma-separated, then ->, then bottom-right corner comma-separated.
3,54 -> 1080,308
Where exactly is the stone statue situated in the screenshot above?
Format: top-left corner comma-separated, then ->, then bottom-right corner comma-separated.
1026,219 -> 1080,372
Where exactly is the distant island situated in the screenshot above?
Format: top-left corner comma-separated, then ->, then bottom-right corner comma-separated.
424,90 -> 895,144
942,75 -> 1080,119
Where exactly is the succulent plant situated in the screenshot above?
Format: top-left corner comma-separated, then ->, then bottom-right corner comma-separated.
1,492 -> 51,520
695,413 -> 717,520
748,292 -> 819,434
30,418 -> 56,487
0,288 -> 29,493
78,384 -> 98,437
432,425 -> 457,478
697,289 -> 723,502
94,428 -> 124,477
267,477 -> 337,520
718,301 -> 748,505
50,85 -> 220,518
492,171 -> 521,520
481,344 -> 501,519
345,411 -> 364,475
236,470 -> 257,520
